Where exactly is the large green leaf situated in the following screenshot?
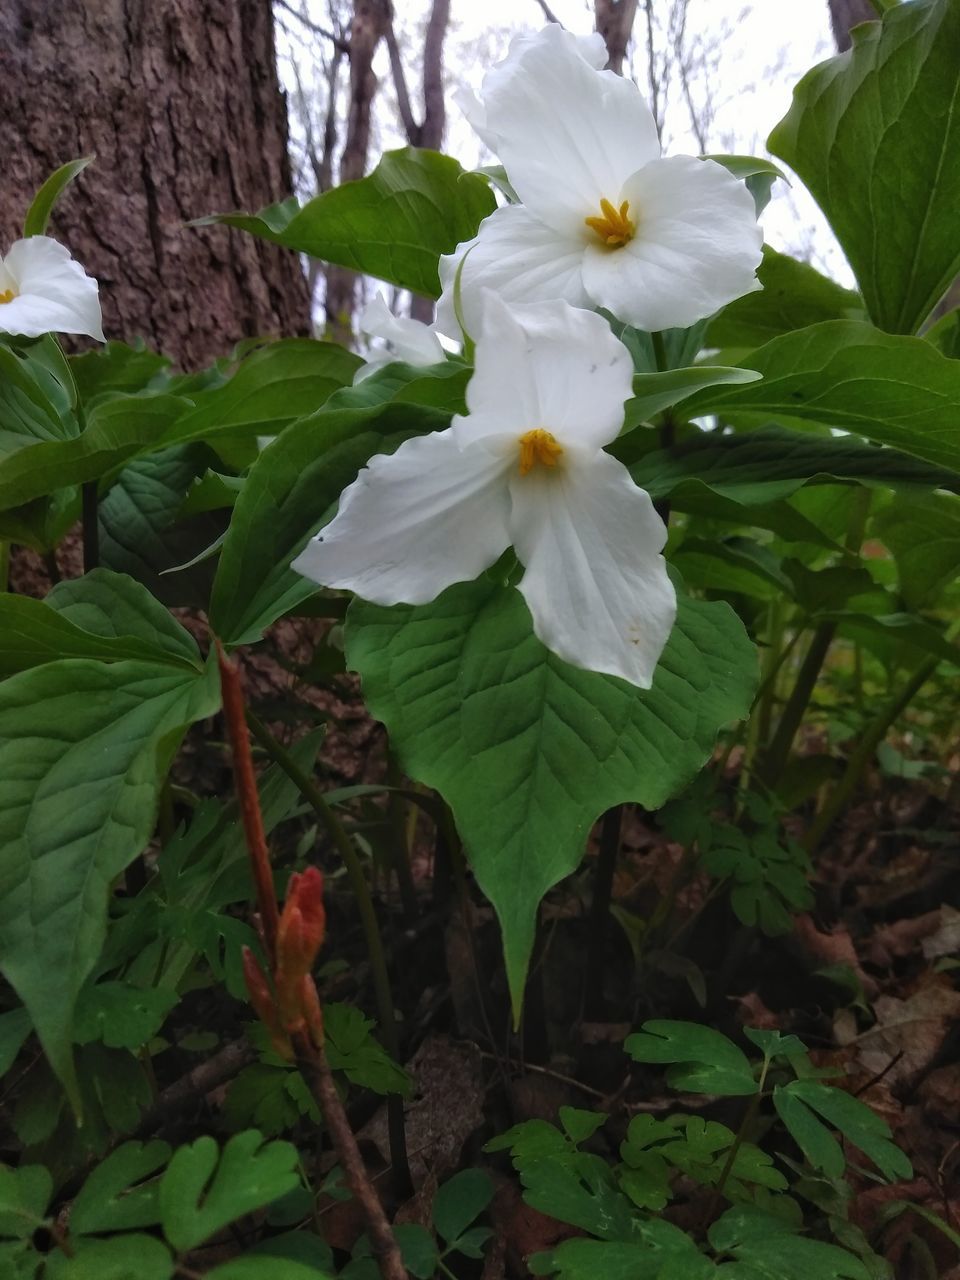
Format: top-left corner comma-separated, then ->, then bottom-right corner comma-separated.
768,0 -> 960,334
210,400 -> 449,647
706,247 -> 864,350
875,492 -> 960,608
23,157 -> 93,238
161,339 -> 360,448
679,321 -> 960,472
0,579 -> 219,1100
623,366 -> 760,429
0,393 -> 189,512
198,148 -> 496,299
632,423 -> 959,506
624,1021 -> 758,1096
346,582 -> 756,1007
98,446 -> 226,608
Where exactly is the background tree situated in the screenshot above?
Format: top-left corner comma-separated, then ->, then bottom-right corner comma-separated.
0,0 -> 311,369
828,0 -> 880,50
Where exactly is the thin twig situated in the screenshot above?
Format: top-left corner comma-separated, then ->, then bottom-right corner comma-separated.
217,644 -> 280,964
274,0 -> 350,51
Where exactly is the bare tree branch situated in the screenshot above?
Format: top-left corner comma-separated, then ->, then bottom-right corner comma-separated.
595,0 -> 640,75
532,0 -> 563,24
274,0 -> 350,52
419,0 -> 450,151
384,15 -> 420,143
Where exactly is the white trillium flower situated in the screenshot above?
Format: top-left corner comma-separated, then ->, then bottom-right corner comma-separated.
293,294 -> 676,689
437,24 -> 763,338
0,236 -> 104,341
353,292 -> 445,384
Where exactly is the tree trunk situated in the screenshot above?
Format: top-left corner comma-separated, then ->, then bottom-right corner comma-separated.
595,0 -> 640,75
0,0 -> 311,370
828,0 -> 878,51
324,0 -> 391,342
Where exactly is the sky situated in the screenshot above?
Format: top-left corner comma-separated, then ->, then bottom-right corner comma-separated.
275,0 -> 853,288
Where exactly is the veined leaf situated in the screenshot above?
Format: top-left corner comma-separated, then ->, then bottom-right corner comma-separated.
197,148 -> 496,299
346,583 -> 756,1010
769,0 -> 960,334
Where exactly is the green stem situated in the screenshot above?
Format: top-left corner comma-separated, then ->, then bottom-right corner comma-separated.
804,656 -> 938,854
755,621 -> 836,791
582,806 -> 623,1022
714,1057 -> 770,1203
245,710 -> 412,1196
386,755 -> 419,921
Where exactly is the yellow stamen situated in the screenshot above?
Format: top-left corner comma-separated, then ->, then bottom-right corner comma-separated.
0,289 -> 15,305
518,428 -> 564,477
584,197 -> 636,248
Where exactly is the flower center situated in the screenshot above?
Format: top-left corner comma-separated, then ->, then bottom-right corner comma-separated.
585,197 -> 635,248
518,428 -> 564,476
0,289 -> 15,305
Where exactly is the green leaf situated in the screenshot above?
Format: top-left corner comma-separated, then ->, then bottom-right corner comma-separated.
162,339 -> 360,449
71,1140 -> 171,1234
679,321 -> 960,472
73,982 -> 178,1051
433,1169 -> 495,1246
70,341 -> 171,403
98,446 -> 225,609
785,1080 -> 912,1182
707,248 -> 864,349
774,1084 -> 846,1178
875,492 -> 960,608
23,157 -> 93,237
0,342 -> 76,455
0,655 -> 219,1101
45,1235 -> 175,1280
559,1107 -> 607,1146
0,393 -> 190,512
530,1224 -> 715,1279
46,569 -> 204,669
210,401 -> 447,647
624,1020 -> 758,1096
624,365 -> 760,429
324,1003 -> 411,1096
768,0 -> 960,334
199,148 -> 496,299
0,1165 -> 52,1238
159,1130 -> 300,1252
709,1206 -> 870,1279
346,583 -> 757,1009
632,426 -> 958,510
205,1260 -> 333,1280
0,1008 -> 31,1077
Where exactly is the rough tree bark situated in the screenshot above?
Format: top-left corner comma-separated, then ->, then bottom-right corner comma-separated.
595,0 -> 640,75
828,0 -> 879,50
0,0 -> 311,369
324,0 -> 391,341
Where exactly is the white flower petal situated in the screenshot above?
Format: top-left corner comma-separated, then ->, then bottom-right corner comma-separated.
453,293 -> 634,454
582,156 -> 762,331
478,25 -> 661,233
292,428 -> 511,606
0,237 -> 104,340
436,204 -> 588,343
509,448 -> 676,688
358,292 -> 444,367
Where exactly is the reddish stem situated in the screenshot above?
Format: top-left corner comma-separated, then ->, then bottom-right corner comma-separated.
217,641 -> 280,965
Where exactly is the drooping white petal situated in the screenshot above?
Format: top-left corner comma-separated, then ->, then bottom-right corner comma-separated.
292,428 -> 512,606
359,292 -> 444,366
0,237 -> 104,340
582,156 -> 763,331
477,25 -> 661,234
435,204 -> 588,343
508,448 -> 676,688
451,292 -> 634,453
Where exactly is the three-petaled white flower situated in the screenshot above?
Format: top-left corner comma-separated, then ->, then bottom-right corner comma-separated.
436,24 -> 763,339
0,236 -> 103,341
353,292 -> 444,384
294,294 -> 676,689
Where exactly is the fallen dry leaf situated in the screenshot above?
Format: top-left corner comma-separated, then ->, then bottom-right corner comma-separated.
854,978 -> 960,1089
